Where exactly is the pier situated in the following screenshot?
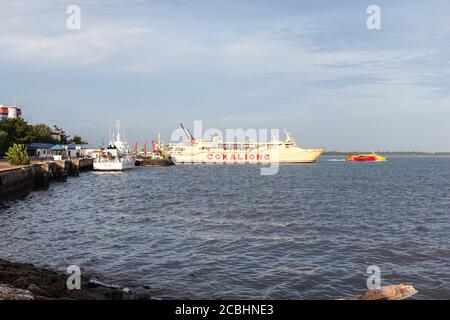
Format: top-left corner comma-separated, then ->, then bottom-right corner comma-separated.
0,158 -> 94,196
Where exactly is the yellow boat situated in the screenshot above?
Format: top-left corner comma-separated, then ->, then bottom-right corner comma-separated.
346,153 -> 387,162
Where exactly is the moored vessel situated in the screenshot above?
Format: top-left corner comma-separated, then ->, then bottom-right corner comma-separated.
93,120 -> 135,171
135,132 -> 175,167
135,156 -> 174,167
158,126 -> 324,164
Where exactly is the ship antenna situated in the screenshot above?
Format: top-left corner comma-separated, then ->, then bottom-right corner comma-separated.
116,120 -> 121,140
284,128 -> 295,144
284,129 -> 290,140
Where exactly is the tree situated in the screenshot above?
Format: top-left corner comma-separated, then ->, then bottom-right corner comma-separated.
71,135 -> 87,145
5,143 -> 31,165
0,119 -> 34,156
0,130 -> 8,156
31,123 -> 55,143
0,118 -> 33,145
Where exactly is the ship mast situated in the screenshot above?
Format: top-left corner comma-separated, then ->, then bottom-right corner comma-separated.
284,129 -> 295,144
116,120 -> 121,141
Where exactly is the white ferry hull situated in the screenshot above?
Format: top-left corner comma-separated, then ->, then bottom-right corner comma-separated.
163,128 -> 324,165
171,148 -> 324,164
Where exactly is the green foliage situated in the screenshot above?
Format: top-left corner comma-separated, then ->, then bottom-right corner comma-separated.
0,130 -> 8,155
71,134 -> 87,145
0,119 -> 58,156
32,123 -> 55,143
5,143 -> 31,165
0,118 -> 34,146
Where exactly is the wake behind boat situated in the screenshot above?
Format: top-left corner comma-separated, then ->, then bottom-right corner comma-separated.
93,120 -> 134,171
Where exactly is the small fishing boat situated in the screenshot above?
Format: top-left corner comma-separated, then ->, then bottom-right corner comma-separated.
346,153 -> 387,162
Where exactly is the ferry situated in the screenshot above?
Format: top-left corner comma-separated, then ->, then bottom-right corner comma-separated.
93,120 -> 135,171
158,126 -> 324,164
346,153 -> 387,162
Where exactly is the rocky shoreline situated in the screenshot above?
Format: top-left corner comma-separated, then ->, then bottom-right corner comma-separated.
0,259 -> 151,300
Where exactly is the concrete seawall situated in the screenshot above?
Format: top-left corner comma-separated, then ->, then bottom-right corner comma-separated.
0,158 -> 94,196
0,166 -> 37,194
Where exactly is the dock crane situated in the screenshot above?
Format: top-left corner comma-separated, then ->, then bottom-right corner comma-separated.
180,123 -> 196,144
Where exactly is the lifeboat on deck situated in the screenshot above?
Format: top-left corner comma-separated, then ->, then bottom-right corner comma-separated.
346,153 -> 387,162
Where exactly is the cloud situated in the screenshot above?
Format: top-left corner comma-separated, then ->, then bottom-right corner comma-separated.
0,27 -> 152,67
0,0 -> 437,90
2,0 -> 450,150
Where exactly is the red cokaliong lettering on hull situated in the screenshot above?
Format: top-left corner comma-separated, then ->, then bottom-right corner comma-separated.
206,153 -> 271,161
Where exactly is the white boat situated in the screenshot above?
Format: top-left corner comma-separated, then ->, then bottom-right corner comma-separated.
93,120 -> 135,171
161,127 -> 324,164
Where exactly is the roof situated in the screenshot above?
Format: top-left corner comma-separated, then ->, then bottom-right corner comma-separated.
50,144 -> 65,151
28,143 -> 54,150
67,143 -> 98,149
67,143 -> 79,150
0,105 -> 20,109
80,145 -> 101,149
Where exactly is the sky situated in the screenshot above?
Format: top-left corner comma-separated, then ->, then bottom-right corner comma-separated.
1,0 -> 450,151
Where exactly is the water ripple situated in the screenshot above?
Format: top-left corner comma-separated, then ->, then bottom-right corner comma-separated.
1,157 -> 450,299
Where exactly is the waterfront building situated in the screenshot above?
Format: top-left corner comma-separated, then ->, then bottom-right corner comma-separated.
28,143 -> 101,159
0,105 -> 22,120
27,143 -> 54,158
49,145 -> 65,160
66,144 -> 101,158
75,145 -> 102,158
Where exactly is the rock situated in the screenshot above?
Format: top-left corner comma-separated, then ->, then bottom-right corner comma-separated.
12,276 -> 32,288
27,283 -> 49,297
0,259 -> 152,300
340,284 -> 418,300
0,284 -> 35,300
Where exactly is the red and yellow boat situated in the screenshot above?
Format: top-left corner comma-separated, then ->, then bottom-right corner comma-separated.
346,153 -> 387,162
